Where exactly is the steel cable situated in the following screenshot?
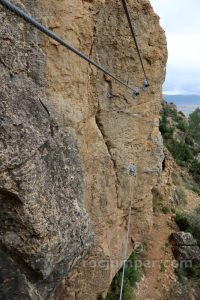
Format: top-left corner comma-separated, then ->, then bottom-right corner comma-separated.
121,0 -> 148,83
0,0 -> 135,92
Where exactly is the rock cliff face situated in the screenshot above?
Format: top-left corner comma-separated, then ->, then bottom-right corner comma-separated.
0,0 -> 167,299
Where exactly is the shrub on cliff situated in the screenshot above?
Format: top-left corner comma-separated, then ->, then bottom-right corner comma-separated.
188,108 -> 200,142
175,212 -> 200,246
159,108 -> 174,139
174,212 -> 200,280
189,160 -> 200,184
160,104 -> 200,185
102,251 -> 140,300
168,141 -> 193,166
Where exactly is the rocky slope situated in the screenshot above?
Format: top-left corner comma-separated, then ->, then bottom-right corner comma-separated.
135,102 -> 200,300
0,0 -> 167,299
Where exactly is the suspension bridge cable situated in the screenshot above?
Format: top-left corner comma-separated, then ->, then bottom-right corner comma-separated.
121,0 -> 148,81
0,0 -> 137,93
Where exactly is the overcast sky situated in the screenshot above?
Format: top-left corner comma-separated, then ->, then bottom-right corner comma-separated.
150,0 -> 200,95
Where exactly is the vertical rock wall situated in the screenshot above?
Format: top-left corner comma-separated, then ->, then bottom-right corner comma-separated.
0,1 -> 93,299
0,0 -> 167,299
36,0 -> 167,298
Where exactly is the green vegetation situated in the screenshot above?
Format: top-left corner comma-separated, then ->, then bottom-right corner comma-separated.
174,212 -> 190,233
167,141 -> 193,166
160,105 -> 200,290
176,187 -> 187,205
188,108 -> 200,142
159,104 -> 187,137
152,188 -> 164,213
174,212 -> 200,280
160,262 -> 166,272
152,188 -> 173,214
174,212 -> 200,247
189,160 -> 200,184
159,106 -> 174,140
160,104 -> 200,184
171,207 -> 176,214
195,205 -> 200,215
162,206 -> 170,214
175,257 -> 200,282
185,182 -> 200,196
191,186 -> 200,196
101,251 -> 140,300
151,188 -> 174,215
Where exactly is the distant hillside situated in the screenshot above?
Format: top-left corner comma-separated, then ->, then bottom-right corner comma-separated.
160,102 -> 200,190
164,94 -> 200,115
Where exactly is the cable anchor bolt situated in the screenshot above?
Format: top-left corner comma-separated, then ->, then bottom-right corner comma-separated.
129,164 -> 137,177
143,79 -> 150,91
133,87 -> 140,98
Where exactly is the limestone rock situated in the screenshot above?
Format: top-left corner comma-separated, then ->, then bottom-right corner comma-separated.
0,3 -> 93,299
170,232 -> 200,263
172,190 -> 182,205
170,232 -> 198,246
0,249 -> 41,300
0,0 -> 167,299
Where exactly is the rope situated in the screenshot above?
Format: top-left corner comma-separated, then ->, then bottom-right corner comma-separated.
121,0 -> 148,81
0,0 -> 136,92
119,200 -> 133,300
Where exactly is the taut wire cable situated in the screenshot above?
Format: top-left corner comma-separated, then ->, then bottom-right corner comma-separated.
0,0 -> 135,92
121,0 -> 149,85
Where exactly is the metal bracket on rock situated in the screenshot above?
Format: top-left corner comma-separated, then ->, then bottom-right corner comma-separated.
129,164 -> 137,177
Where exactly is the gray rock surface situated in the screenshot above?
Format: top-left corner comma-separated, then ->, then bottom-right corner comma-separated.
170,232 -> 200,263
0,2 -> 93,299
0,0 -> 168,298
170,232 -> 198,246
166,281 -> 200,300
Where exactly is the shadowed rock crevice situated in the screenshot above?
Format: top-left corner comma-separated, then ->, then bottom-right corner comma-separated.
95,112 -> 120,205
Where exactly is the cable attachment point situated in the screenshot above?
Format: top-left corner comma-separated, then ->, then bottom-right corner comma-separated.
129,164 -> 137,177
133,87 -> 140,98
143,79 -> 149,91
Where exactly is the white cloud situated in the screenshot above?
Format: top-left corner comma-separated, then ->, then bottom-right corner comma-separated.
164,90 -> 198,96
167,34 -> 200,70
150,0 -> 200,34
150,0 -> 200,95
